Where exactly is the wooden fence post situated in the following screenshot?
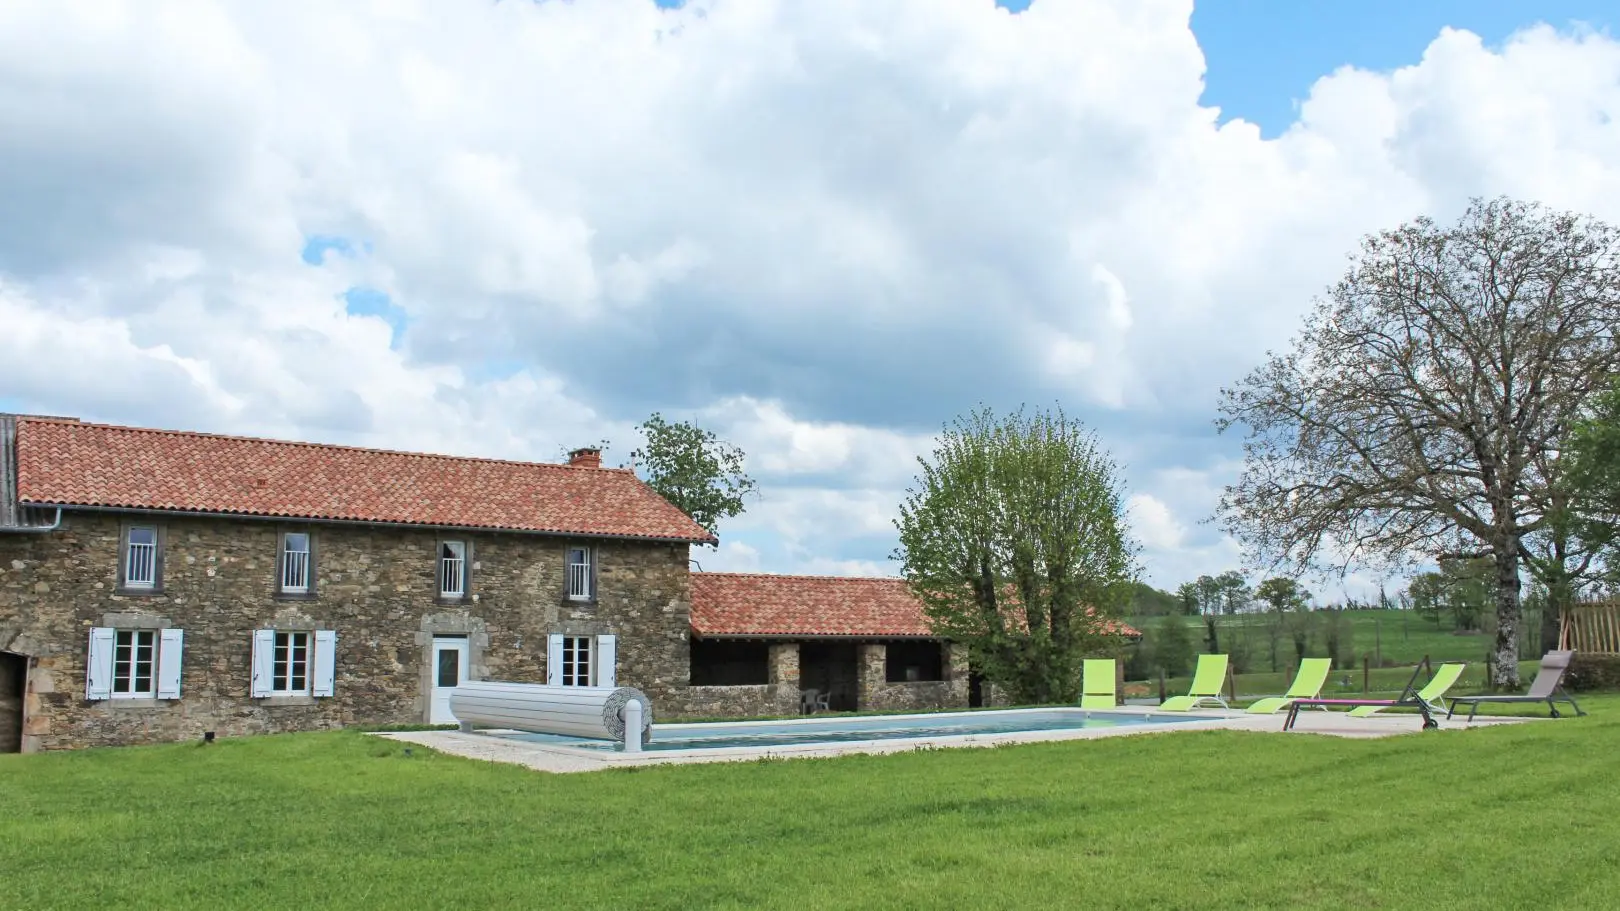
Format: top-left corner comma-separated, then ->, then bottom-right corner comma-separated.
1158,668 -> 1166,704
1226,664 -> 1237,706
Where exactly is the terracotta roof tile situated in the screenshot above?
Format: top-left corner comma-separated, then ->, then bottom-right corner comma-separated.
691,571 -> 1140,639
13,417 -> 716,542
691,572 -> 932,637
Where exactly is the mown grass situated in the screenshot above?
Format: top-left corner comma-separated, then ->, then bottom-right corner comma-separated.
4,697 -> 1619,909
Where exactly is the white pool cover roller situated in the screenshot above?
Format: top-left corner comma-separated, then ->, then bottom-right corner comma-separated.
448,680 -> 654,743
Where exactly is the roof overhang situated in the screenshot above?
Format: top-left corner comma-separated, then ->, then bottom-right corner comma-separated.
23,502 -> 716,545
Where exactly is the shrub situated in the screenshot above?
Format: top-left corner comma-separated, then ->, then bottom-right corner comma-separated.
1565,654 -> 1620,692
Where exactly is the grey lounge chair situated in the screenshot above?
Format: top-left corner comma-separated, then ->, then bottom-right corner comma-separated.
1447,650 -> 1587,722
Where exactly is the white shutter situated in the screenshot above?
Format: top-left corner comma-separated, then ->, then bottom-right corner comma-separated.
595,634 -> 617,688
312,629 -> 337,697
546,634 -> 564,686
250,629 -> 275,697
156,628 -> 185,699
86,627 -> 115,700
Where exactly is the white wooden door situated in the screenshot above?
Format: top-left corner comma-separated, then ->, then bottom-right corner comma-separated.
429,637 -> 470,724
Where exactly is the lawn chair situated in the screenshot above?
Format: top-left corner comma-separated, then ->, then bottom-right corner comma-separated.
1282,662 -> 1437,731
800,688 -> 831,714
1159,654 -> 1230,711
1348,662 -> 1465,718
1081,659 -> 1117,709
1446,650 -> 1587,722
1245,658 -> 1332,714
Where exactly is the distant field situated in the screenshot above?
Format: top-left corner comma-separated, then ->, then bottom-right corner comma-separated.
1126,609 -> 1537,684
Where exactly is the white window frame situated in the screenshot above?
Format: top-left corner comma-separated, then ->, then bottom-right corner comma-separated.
561,636 -> 593,686
566,546 -> 594,600
123,526 -> 158,589
271,630 -> 312,695
280,532 -> 312,594
111,628 -> 158,698
440,540 -> 467,599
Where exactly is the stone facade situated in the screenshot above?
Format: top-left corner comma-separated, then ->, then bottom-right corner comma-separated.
0,512 -> 692,751
856,642 -> 971,712
671,640 -> 803,718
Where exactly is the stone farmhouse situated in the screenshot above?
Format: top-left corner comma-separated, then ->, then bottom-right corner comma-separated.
1,413 -> 996,752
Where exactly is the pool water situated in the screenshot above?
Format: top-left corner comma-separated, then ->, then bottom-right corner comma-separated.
485,708 -> 1208,753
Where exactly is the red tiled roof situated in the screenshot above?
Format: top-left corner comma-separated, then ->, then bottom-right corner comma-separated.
691,572 -> 933,637
13,417 -> 716,542
690,571 -> 1141,639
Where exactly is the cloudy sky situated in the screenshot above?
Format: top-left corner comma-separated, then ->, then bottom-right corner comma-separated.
3,0 -> 1618,600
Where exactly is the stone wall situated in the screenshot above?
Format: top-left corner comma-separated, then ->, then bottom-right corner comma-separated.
856,641 -> 971,713
0,512 -> 692,750
674,684 -> 801,719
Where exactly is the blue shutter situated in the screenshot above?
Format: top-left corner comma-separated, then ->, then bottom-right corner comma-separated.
86,627 -> 115,700
312,630 -> 337,697
156,628 -> 184,699
595,634 -> 616,688
547,634 -> 564,686
250,629 -> 275,697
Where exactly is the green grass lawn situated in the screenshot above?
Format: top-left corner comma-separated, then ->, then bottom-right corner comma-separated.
5,697 -> 1619,910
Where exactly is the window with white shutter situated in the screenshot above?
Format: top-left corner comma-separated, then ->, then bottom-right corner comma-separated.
86,626 -> 184,701
312,630 -> 337,697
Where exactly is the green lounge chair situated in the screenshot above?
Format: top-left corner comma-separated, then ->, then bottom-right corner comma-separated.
1245,658 -> 1332,714
1347,662 -> 1465,717
1159,654 -> 1230,711
1081,659 -> 1117,709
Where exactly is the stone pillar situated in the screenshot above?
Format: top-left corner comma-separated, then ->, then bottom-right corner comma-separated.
767,643 -> 800,686
945,642 -> 971,707
856,643 -> 887,710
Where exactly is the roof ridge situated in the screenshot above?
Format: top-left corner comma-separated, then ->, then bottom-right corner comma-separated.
697,571 -> 906,583
16,415 -> 634,474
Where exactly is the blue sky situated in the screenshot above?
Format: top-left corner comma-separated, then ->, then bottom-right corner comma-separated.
2,0 -> 1618,600
1190,0 -> 1616,137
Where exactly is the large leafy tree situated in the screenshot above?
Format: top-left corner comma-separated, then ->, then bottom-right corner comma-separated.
1215,198 -> 1620,687
1561,377 -> 1620,594
630,413 -> 757,540
894,405 -> 1139,704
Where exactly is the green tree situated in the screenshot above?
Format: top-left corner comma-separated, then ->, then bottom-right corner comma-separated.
1257,577 -> 1312,669
1562,376 -> 1620,594
1215,198 -> 1620,688
894,404 -> 1139,704
630,413 -> 758,539
1154,614 -> 1194,678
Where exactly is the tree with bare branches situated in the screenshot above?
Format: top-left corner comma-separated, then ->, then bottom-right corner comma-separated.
1214,197 -> 1620,687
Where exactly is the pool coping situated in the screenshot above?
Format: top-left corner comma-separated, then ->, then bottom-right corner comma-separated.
373,706 -> 1535,774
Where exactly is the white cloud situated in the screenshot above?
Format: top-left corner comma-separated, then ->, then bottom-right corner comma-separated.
1,1 -> 1617,598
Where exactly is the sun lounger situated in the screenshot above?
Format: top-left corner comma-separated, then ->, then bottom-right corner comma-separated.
1348,662 -> 1464,717
1446,650 -> 1586,722
1282,663 -> 1438,731
1245,658 -> 1333,714
1159,654 -> 1230,711
1081,658 -> 1117,709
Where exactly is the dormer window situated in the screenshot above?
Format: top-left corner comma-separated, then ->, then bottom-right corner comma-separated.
279,531 -> 313,595
567,546 -> 594,600
440,541 -> 468,598
124,526 -> 158,589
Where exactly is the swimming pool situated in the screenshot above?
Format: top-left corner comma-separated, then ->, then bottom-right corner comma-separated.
483,708 -> 1212,753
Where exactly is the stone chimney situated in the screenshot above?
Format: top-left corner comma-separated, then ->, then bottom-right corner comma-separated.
567,447 -> 602,469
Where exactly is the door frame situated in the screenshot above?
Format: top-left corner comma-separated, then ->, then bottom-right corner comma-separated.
427,636 -> 470,725
0,651 -> 29,754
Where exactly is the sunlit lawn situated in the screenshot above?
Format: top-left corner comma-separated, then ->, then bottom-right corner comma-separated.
4,695 -> 1618,909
